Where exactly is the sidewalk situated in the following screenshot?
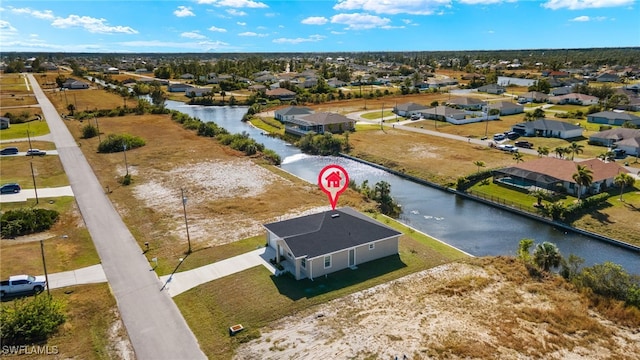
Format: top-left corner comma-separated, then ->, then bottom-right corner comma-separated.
159,247 -> 277,298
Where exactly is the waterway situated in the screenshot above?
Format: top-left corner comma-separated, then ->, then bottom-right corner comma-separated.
164,101 -> 639,275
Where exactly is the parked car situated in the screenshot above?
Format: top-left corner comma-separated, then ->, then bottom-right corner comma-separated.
493,133 -> 506,141
498,144 -> 519,153
26,149 -> 46,156
613,148 -> 626,159
0,183 -> 21,194
515,141 -> 534,149
0,147 -> 19,155
410,114 -> 421,120
0,275 -> 46,298
506,131 -> 520,140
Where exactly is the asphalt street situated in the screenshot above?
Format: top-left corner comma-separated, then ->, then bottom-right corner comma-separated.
27,74 -> 206,360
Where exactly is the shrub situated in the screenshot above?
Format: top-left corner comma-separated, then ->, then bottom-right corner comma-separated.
1,208 -> 59,238
81,124 -> 98,139
1,295 -> 66,344
97,134 -> 145,153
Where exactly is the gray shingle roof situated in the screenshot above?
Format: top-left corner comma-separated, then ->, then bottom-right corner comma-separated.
516,119 -> 582,132
264,207 -> 402,259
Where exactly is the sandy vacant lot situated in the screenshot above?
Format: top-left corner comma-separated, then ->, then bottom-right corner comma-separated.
235,258 -> 640,360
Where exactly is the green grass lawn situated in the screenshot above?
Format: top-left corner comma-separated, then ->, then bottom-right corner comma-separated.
360,110 -> 395,120
0,120 -> 50,140
174,215 -> 468,359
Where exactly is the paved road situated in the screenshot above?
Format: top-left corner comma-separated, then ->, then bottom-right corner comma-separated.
27,74 -> 206,360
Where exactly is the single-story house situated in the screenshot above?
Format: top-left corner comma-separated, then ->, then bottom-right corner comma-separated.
421,106 -> 467,121
589,128 -> 640,156
62,79 -> 89,89
394,102 -> 429,117
493,158 -> 629,197
266,88 -> 297,101
497,76 -> 537,87
426,78 -> 458,88
180,73 -> 195,80
263,207 -> 402,280
168,83 -> 194,92
614,87 -> 640,111
548,93 -> 599,106
587,111 -> 640,126
549,86 -> 574,96
248,84 -> 267,92
0,117 -> 9,129
487,101 -> 524,116
446,97 -> 485,110
477,84 -> 505,95
327,78 -> 348,88
274,106 -> 313,122
185,88 -> 212,97
512,119 -> 583,139
284,112 -> 355,136
518,91 -> 548,103
596,73 -> 620,83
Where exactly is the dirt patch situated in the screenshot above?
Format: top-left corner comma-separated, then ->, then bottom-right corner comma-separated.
235,258 -> 640,359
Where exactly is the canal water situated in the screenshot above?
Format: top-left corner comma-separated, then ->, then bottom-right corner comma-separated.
164,101 -> 639,275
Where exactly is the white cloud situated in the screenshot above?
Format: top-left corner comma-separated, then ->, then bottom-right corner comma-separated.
51,15 -> 138,34
570,15 -> 591,21
227,9 -> 247,16
196,0 -> 268,8
208,25 -> 227,32
331,30 -> 346,35
330,13 -> 391,30
238,31 -> 268,37
119,39 -> 231,51
272,34 -> 325,44
0,20 -> 17,32
458,0 -> 509,4
334,0 -> 450,15
302,16 -> 328,25
181,31 -> 207,39
542,0 -> 633,10
174,6 -> 195,17
9,7 -> 55,20
237,21 -> 246,26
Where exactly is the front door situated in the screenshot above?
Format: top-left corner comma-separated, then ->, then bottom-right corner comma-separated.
348,249 -> 355,267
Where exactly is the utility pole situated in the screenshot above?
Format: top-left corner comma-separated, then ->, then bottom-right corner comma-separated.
27,129 -> 33,153
181,188 -> 192,254
31,162 -> 39,204
95,116 -> 101,142
123,143 -> 129,177
40,240 -> 51,298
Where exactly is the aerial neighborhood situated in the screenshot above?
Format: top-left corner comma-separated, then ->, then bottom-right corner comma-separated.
1,47 -> 640,359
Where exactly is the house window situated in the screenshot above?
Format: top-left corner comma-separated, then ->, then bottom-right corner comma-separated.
324,255 -> 331,268
301,258 -> 306,269
369,243 -> 375,250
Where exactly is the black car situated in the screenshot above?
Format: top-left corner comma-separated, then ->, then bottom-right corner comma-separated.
515,141 -> 534,149
506,131 -> 521,140
0,183 -> 21,194
0,147 -> 19,155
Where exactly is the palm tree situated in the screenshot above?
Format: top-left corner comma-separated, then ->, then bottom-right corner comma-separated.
537,146 -> 550,157
567,142 -> 584,160
473,160 -> 485,174
572,164 -> 593,200
598,151 -> 616,162
513,152 -> 524,163
614,172 -> 635,202
554,147 -> 565,159
533,242 -> 562,272
529,189 -> 549,207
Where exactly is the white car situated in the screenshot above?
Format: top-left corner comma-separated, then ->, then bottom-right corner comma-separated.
0,275 -> 47,297
498,144 -> 519,153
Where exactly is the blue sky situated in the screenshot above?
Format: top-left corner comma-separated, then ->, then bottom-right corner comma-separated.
1,0 -> 638,53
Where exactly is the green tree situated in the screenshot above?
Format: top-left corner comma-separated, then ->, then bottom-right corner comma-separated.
533,241 -> 562,272
81,124 -> 98,139
517,238 -> 534,263
150,86 -> 166,108
473,160 -> 485,174
567,142 -> 584,160
605,93 -> 629,110
575,262 -> 635,301
572,164 -> 593,200
560,254 -> 585,280
537,146 -> 550,157
513,152 -> 524,163
1,295 -> 66,344
554,146 -> 566,159
66,103 -> 76,116
598,151 -> 615,162
621,120 -> 638,129
529,188 -> 550,207
614,172 -> 635,202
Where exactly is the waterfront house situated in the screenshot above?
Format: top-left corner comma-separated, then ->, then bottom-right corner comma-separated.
264,207 -> 402,280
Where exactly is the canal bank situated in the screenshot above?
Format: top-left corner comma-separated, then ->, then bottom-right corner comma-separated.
339,153 -> 640,253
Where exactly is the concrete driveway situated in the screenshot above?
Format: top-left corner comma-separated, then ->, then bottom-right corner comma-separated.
0,186 -> 74,203
159,247 -> 277,298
